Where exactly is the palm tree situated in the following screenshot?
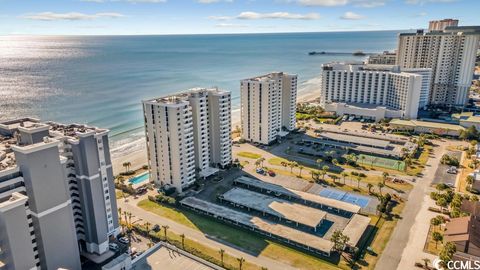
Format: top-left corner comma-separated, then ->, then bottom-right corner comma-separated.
259,157 -> 265,167
180,233 -> 185,249
382,172 -> 389,184
162,225 -> 169,242
237,257 -> 245,270
281,162 -> 288,171
122,161 -> 131,173
431,216 -> 442,231
432,232 -> 443,248
467,175 -> 474,189
145,222 -> 151,234
367,183 -> 373,194
289,161 -> 298,173
360,155 -> 366,165
356,176 -> 361,189
332,159 -> 339,166
341,172 -> 348,184
298,165 -> 304,177
219,249 -> 225,266
396,161 -> 402,171
128,212 -> 133,226
377,182 -> 385,195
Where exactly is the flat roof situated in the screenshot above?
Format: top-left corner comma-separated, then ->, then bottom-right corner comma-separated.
234,176 -> 361,213
221,187 -> 327,228
342,214 -> 371,247
319,132 -> 391,148
133,245 -> 216,270
390,119 -> 465,131
180,197 -> 334,253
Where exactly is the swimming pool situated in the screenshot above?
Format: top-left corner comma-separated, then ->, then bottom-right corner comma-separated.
128,172 -> 150,185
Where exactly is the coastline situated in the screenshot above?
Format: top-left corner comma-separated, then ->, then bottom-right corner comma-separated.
111,77 -> 321,176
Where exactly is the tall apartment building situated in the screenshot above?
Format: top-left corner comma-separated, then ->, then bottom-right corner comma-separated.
428,19 -> 458,32
143,88 -> 232,193
320,63 -> 431,120
0,118 -> 119,270
367,51 -> 397,65
397,20 -> 480,106
240,72 -> 297,145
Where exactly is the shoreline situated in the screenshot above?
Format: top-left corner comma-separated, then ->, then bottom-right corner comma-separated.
111,79 -> 321,176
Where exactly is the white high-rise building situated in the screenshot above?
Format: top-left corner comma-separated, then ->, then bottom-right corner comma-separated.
240,72 -> 297,145
397,20 -> 480,106
367,51 -> 397,65
143,88 -> 232,193
320,63 -> 430,120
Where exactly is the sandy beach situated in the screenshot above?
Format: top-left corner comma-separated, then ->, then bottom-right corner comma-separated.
111,80 -> 321,176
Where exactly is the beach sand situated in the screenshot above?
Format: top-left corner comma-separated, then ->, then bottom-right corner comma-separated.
111,81 -> 321,175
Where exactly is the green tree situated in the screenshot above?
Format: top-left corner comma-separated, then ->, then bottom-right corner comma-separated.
122,161 -> 131,173
467,175 -> 474,189
382,172 -> 389,184
298,165 -> 304,177
437,197 -> 448,212
356,176 -> 362,189
219,249 -> 225,266
439,242 -> 456,264
367,183 -> 373,194
316,158 -> 323,168
432,232 -> 443,248
377,182 -> 385,195
180,233 -> 185,249
237,257 -> 245,270
330,230 -> 350,253
162,225 -> 169,242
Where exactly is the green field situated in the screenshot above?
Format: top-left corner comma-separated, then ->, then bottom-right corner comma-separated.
237,151 -> 262,159
356,154 -> 405,171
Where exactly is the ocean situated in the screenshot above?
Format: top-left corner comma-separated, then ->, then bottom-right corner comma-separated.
0,31 -> 402,157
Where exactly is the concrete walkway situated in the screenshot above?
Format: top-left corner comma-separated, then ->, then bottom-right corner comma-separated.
118,196 -> 299,270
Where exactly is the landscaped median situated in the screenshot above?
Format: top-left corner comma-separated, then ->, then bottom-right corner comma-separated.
237,151 -> 262,159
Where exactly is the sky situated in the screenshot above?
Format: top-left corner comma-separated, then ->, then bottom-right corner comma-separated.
0,0 -> 479,35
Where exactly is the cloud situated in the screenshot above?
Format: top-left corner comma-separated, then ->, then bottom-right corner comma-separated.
405,0 -> 456,4
197,0 -> 233,3
413,12 -> 428,17
210,11 -> 320,20
80,0 -> 166,2
215,23 -> 248,28
21,12 -> 125,21
340,11 -> 365,20
295,0 -> 386,7
297,0 -> 348,6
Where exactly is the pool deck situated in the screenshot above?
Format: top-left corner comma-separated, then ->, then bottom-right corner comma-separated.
129,172 -> 150,189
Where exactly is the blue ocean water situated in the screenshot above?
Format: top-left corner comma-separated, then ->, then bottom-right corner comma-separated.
0,31 -> 402,154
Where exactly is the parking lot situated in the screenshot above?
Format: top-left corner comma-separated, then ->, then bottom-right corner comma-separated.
432,150 -> 462,187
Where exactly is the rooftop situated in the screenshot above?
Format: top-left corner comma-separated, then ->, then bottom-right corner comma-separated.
390,119 -> 466,132
318,132 -> 391,148
180,197 -> 334,253
143,87 -> 229,105
221,187 -> 327,228
342,214 -> 371,247
0,118 -> 108,172
234,176 -> 361,213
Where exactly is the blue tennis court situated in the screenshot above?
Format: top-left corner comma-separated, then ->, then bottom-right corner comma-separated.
318,188 -> 371,208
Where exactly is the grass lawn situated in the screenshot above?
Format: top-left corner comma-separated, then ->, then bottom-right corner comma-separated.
237,151 -> 262,159
424,225 -> 444,255
360,201 -> 406,270
116,190 -> 124,198
138,199 -> 348,269
405,145 -> 432,176
268,157 -> 289,166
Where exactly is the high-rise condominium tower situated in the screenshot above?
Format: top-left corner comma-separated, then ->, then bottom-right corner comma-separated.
143,88 -> 232,193
240,72 -> 297,145
0,118 -> 119,270
397,19 -> 480,106
319,63 -> 431,120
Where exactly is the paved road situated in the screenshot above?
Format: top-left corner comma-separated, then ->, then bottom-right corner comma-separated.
118,196 -> 299,270
375,140 -> 463,270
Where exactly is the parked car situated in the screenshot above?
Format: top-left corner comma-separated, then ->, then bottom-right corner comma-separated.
446,167 -> 458,174
152,224 -> 161,232
267,170 -> 276,177
109,243 -> 119,251
256,168 -> 264,174
446,183 -> 455,188
119,237 -> 130,244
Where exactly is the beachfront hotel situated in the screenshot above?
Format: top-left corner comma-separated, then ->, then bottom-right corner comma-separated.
143,88 -> 232,193
240,72 -> 298,145
396,19 -> 480,106
319,63 -> 431,121
367,51 -> 397,65
0,118 -> 120,270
